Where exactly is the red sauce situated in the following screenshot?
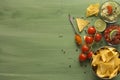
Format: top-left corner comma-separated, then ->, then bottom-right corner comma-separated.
104,25 -> 120,45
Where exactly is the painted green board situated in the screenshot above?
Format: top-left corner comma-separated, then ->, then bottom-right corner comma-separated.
0,0 -> 120,80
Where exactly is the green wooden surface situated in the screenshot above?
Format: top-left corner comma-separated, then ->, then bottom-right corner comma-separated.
0,0 -> 120,80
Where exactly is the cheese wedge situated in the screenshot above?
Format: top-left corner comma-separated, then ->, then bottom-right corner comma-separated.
76,18 -> 89,32
86,3 -> 100,17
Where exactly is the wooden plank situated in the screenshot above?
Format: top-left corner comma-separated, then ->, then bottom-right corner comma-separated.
0,0 -> 120,80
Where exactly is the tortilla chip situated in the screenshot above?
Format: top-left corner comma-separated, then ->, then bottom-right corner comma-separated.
86,3 -> 100,17
76,18 -> 89,32
92,46 -> 120,79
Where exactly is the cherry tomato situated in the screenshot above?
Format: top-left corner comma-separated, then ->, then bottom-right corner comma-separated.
107,5 -> 112,15
81,44 -> 89,53
94,33 -> 102,42
85,36 -> 94,44
79,53 -> 87,61
87,51 -> 93,59
87,26 -> 96,35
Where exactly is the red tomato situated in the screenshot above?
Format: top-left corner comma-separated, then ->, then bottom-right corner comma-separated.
85,36 -> 94,44
87,51 -> 93,59
107,5 -> 112,15
87,26 -> 96,35
94,33 -> 102,42
81,44 -> 89,53
79,53 -> 87,61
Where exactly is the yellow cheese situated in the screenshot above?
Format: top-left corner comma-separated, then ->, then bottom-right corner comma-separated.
76,18 -> 89,32
86,3 -> 100,17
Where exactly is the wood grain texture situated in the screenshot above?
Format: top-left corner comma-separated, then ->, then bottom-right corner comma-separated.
0,0 -> 120,80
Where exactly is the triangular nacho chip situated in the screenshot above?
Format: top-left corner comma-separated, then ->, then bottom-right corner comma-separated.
76,18 -> 89,32
86,3 -> 100,17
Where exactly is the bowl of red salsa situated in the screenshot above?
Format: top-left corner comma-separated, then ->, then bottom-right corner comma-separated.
104,25 -> 120,45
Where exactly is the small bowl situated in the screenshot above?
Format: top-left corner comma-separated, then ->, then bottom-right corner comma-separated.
104,25 -> 120,45
91,46 -> 120,79
100,0 -> 120,23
